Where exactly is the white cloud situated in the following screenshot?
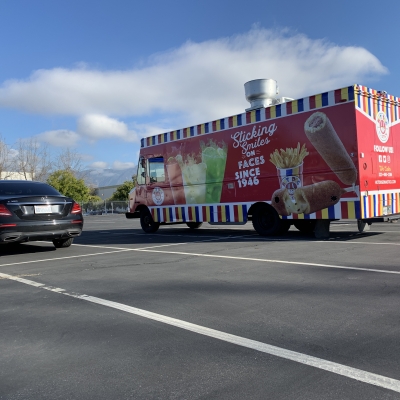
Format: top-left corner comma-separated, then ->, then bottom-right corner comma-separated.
0,28 -> 388,127
112,161 -> 135,170
77,114 -> 138,142
36,129 -> 80,147
90,161 -> 108,169
90,160 -> 136,170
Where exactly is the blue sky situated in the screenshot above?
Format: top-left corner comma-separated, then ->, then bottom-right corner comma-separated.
0,0 -> 399,173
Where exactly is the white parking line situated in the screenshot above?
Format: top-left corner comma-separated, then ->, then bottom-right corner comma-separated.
1,271 -> 399,394
316,240 -> 400,246
133,249 -> 400,275
0,249 -> 131,268
4,240 -> 400,275
230,236 -> 400,246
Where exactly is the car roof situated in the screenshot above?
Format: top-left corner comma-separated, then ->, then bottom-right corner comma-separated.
0,180 -> 48,184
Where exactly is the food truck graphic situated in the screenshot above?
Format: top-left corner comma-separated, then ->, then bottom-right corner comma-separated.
126,79 -> 400,238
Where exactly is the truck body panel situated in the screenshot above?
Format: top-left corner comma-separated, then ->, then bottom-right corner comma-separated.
130,84 -> 400,228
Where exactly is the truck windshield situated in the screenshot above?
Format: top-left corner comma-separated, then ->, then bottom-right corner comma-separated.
148,157 -> 165,183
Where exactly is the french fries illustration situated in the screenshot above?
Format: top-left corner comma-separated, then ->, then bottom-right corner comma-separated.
269,142 -> 309,169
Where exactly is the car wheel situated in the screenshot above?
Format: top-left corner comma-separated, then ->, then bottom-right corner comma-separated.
53,238 -> 74,248
186,222 -> 203,229
140,210 -> 160,233
293,220 -> 316,234
252,204 -> 283,236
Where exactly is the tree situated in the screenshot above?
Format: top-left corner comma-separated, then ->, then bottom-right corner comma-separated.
14,137 -> 52,181
109,180 -> 135,201
54,147 -> 86,177
0,135 -> 14,179
87,187 -> 102,203
47,170 -> 91,202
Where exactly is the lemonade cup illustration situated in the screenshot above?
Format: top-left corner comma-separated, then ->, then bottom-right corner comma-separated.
180,161 -> 207,204
201,143 -> 227,203
166,158 -> 186,204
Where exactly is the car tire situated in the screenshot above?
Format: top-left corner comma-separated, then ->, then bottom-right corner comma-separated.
186,222 -> 203,229
140,209 -> 160,233
252,204 -> 283,236
53,238 -> 74,248
293,220 -> 316,234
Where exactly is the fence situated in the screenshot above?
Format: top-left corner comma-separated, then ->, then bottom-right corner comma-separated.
81,200 -> 129,215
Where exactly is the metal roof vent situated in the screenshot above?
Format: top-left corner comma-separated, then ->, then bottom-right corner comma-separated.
244,79 -> 279,111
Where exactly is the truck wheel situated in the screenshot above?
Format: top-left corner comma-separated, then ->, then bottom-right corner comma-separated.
186,222 -> 203,229
140,210 -> 160,233
53,238 -> 74,248
293,220 -> 316,234
252,204 -> 282,236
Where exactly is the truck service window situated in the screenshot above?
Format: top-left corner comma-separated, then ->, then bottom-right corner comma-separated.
148,157 -> 165,183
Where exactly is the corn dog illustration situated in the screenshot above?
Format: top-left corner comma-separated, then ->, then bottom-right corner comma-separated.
293,180 -> 342,214
271,187 -> 292,216
272,180 -> 342,215
304,112 -> 357,185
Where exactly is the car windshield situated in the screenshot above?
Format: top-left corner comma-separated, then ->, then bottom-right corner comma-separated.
0,182 -> 61,196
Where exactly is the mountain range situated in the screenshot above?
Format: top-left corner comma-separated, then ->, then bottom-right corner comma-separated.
83,167 -> 137,188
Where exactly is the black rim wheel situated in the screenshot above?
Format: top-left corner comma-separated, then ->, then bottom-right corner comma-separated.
252,204 -> 282,236
53,237 -> 74,248
140,210 -> 160,233
293,220 -> 316,234
186,222 -> 203,229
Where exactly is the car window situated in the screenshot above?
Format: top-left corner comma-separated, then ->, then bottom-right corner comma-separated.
0,182 -> 61,196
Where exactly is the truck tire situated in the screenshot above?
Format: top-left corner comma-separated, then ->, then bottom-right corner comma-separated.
293,220 -> 316,234
252,204 -> 283,236
186,222 -> 203,229
53,238 -> 74,248
140,210 -> 160,233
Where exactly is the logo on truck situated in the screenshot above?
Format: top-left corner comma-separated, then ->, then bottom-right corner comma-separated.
376,111 -> 390,143
152,187 -> 165,205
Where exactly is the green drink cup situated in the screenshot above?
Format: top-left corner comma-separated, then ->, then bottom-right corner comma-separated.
202,146 -> 227,203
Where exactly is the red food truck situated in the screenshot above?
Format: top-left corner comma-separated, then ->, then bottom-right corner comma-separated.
126,80 -> 400,238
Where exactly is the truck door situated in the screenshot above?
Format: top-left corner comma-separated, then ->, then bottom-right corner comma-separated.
146,157 -> 173,206
134,156 -> 147,205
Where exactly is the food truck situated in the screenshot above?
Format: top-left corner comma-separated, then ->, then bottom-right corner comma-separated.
126,79 -> 400,238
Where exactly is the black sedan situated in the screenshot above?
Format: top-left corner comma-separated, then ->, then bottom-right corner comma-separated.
0,180 -> 83,248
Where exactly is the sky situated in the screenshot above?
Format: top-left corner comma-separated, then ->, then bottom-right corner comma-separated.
0,0 -> 399,175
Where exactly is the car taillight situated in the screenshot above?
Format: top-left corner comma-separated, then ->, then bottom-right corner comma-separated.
71,203 -> 82,214
0,204 -> 12,217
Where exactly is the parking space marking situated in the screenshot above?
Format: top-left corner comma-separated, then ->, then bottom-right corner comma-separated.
237,237 -> 400,246
316,240 -> 400,246
1,271 -> 399,394
0,249 -> 132,268
3,231 -> 400,272
133,249 -> 400,275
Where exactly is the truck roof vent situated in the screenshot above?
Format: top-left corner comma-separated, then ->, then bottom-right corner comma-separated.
244,79 -> 279,111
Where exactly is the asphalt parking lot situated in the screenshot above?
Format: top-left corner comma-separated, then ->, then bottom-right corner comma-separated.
1,215 -> 400,399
